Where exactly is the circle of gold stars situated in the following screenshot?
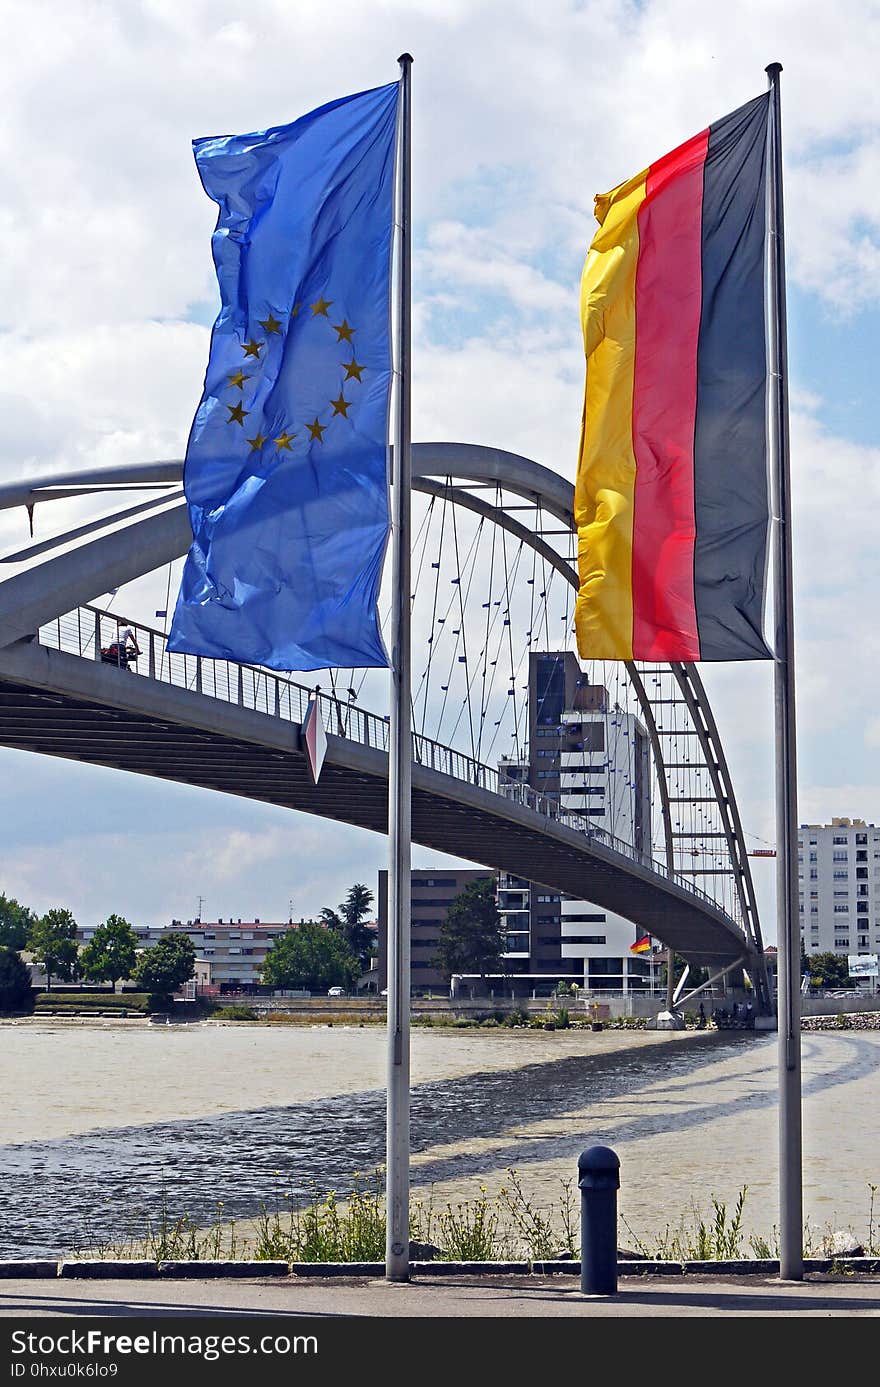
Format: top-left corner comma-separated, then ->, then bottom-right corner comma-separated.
226,295 -> 365,455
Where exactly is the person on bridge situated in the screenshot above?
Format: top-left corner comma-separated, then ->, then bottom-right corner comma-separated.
102,624 -> 140,669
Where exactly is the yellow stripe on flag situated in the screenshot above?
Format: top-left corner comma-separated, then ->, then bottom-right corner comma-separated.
574,168 -> 648,661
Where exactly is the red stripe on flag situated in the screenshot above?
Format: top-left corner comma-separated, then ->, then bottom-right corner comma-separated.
630,128 -> 708,660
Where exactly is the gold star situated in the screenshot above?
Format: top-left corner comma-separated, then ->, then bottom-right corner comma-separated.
274,430 -> 296,451
306,418 -> 326,442
228,369 -> 250,390
343,359 -> 364,382
291,302 -> 302,317
227,401 -> 249,426
310,297 -> 332,317
258,313 -> 283,335
330,393 -> 350,417
242,339 -> 263,358
247,431 -> 267,451
333,320 -> 355,343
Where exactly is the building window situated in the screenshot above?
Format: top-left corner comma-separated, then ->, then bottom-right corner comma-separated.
589,957 -> 623,976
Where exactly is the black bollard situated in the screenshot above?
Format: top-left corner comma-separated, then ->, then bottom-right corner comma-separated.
578,1145 -> 620,1296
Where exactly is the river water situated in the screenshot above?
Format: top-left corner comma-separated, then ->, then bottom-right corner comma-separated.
2,1021 -> 878,1257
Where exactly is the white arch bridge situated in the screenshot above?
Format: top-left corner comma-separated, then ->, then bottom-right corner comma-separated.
0,443 -> 771,1012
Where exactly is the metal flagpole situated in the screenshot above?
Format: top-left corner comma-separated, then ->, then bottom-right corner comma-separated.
386,51 -> 413,1284
766,60 -> 803,1281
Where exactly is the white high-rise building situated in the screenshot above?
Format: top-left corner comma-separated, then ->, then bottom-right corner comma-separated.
495,651 -> 660,995
798,818 -> 880,958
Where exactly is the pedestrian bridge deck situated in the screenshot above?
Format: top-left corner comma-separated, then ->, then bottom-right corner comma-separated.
0,606 -> 756,972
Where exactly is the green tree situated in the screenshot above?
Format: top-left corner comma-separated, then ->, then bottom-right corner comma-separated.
262,923 -> 360,992
0,947 -> 34,1012
0,894 -> 36,951
320,883 -> 376,972
29,908 -> 79,990
80,915 -> 139,991
433,878 -> 505,981
805,951 -> 852,991
134,932 -> 196,1002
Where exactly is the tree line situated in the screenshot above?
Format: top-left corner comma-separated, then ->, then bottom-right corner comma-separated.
0,893 -> 196,1010
0,881 -> 383,1009
0,876 -> 511,1010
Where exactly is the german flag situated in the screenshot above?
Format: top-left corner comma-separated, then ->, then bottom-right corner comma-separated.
575,94 -> 772,663
630,935 -> 652,955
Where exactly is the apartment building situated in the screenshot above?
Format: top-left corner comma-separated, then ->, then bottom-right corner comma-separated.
798,818 -> 880,959
497,651 -> 659,994
76,918 -> 302,988
376,652 -> 661,997
376,868 -> 493,991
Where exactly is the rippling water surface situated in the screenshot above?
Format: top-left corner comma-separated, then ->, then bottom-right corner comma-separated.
2,1022 -> 878,1256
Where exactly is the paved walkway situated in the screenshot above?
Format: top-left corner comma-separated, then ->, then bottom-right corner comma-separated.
2,1273 -> 880,1317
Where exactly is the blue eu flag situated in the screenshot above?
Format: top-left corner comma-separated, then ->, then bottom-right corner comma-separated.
168,82 -> 399,671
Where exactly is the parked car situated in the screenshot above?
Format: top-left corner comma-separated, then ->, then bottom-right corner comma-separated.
327,986 -> 346,997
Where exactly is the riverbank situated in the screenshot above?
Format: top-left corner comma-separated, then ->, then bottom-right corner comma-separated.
803,1012 -> 880,1030
8,1003 -> 880,1031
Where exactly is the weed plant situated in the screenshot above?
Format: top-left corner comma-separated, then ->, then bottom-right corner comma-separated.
70,1174 -> 880,1266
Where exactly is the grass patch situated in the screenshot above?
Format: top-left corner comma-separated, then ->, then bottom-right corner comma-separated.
68,1174 -> 880,1266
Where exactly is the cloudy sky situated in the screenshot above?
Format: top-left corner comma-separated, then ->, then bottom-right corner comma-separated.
1,0 -> 878,940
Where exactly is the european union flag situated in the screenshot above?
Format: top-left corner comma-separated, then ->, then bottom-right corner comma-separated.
168,82 -> 400,671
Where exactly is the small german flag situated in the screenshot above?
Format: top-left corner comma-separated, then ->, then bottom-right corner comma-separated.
630,935 -> 652,955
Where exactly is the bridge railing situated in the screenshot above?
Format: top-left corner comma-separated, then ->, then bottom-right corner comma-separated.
36,605 -> 743,929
